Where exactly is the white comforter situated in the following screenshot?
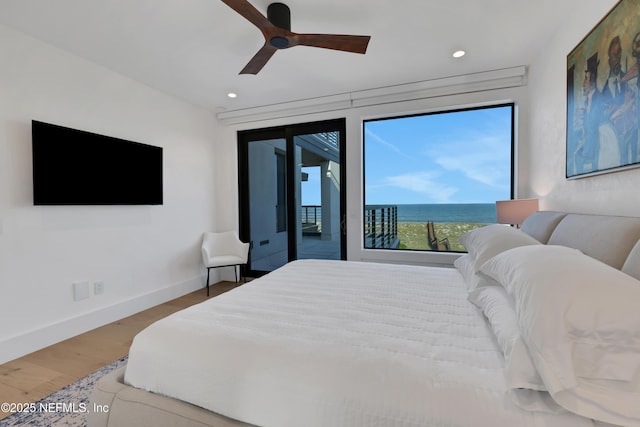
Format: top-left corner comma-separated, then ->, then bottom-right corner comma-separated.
125,259 -> 597,427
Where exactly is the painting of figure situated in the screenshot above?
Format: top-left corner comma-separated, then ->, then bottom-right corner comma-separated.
567,0 -> 640,178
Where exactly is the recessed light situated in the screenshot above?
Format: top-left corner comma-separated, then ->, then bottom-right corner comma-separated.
452,50 -> 466,58
227,92 -> 238,98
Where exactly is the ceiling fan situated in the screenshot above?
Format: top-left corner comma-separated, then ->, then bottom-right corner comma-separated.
220,0 -> 371,75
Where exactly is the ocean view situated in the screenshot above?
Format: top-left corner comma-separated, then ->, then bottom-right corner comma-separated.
364,203 -> 497,251
395,203 -> 497,224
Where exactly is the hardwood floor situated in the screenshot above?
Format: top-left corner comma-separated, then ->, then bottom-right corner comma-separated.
0,281 -> 242,421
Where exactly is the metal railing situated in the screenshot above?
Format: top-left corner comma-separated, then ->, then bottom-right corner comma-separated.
301,205 -> 321,234
364,205 -> 399,249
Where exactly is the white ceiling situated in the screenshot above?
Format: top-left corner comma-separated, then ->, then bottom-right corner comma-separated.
0,0 -> 579,113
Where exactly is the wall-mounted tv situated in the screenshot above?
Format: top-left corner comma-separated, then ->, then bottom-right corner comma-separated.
32,120 -> 163,205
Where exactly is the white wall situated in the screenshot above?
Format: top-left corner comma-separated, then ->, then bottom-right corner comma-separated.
215,84 -> 529,267
0,24 -> 218,363
526,0 -> 640,215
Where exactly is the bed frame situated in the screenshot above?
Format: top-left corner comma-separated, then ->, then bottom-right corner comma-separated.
88,211 -> 640,427
89,366 -> 253,426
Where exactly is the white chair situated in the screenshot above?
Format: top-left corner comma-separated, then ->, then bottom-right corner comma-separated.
201,231 -> 250,296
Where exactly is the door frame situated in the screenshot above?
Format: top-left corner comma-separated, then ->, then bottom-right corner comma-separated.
237,118 -> 347,277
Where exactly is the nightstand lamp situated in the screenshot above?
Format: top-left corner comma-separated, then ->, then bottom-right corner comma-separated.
496,198 -> 539,227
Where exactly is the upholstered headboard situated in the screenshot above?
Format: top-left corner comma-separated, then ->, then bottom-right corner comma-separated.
519,211 -> 567,243
521,211 -> 640,279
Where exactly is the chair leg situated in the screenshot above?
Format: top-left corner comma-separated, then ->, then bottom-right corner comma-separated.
206,268 -> 210,297
234,265 -> 238,283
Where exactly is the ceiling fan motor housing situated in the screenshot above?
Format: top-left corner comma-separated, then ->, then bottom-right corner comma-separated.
267,3 -> 291,30
267,3 -> 291,48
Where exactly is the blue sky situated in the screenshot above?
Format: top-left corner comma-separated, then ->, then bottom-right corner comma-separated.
364,105 -> 513,205
301,166 -> 321,205
300,105 -> 512,206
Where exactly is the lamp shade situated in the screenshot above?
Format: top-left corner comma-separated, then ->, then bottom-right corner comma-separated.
496,198 -> 539,225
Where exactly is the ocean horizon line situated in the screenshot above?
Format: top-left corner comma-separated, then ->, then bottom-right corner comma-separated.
366,202 -> 495,206
385,203 -> 497,224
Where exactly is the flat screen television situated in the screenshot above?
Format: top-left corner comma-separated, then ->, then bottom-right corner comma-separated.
32,120 -> 163,205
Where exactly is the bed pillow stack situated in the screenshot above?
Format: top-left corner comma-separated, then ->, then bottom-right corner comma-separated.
466,285 -> 564,413
457,225 -> 561,412
458,225 -> 640,427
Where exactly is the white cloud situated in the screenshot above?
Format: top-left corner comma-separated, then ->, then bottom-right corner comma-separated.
365,128 -> 412,159
379,171 -> 458,203
431,135 -> 510,189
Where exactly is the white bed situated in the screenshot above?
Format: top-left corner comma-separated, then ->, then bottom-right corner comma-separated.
89,211 -> 640,427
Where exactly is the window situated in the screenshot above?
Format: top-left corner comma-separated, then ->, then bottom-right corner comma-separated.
363,104 -> 514,251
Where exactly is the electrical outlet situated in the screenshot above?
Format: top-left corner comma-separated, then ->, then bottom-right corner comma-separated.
94,281 -> 104,295
73,282 -> 90,301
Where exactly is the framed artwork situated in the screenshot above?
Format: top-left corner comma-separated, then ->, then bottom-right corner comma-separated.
567,0 -> 640,178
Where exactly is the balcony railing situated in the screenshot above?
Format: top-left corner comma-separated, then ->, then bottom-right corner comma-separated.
364,205 -> 399,249
301,205 -> 321,234
303,204 -> 399,248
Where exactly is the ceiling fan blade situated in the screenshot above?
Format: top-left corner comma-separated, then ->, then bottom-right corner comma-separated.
220,0 -> 273,31
240,44 -> 278,74
291,34 -> 371,54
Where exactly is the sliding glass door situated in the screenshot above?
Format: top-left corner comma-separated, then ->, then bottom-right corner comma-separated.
238,119 -> 346,276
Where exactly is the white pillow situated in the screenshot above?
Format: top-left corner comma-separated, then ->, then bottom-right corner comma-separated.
480,245 -> 640,426
468,285 -> 544,390
467,286 -> 564,414
454,254 -> 498,290
458,224 -> 541,273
